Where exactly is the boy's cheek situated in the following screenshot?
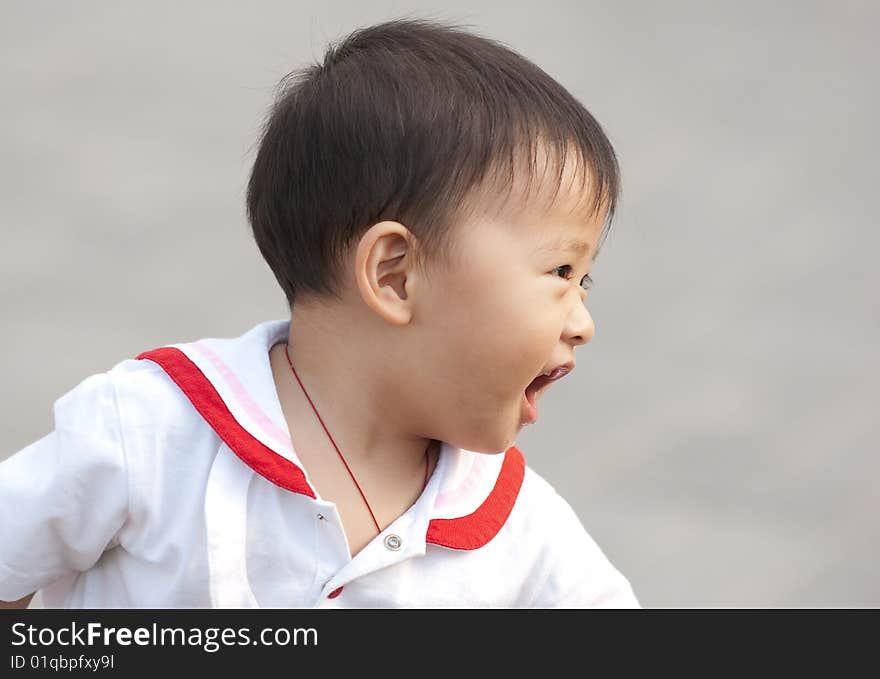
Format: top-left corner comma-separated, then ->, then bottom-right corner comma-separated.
420,292 -> 549,372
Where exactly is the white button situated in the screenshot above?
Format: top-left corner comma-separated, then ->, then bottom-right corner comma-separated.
384,534 -> 403,551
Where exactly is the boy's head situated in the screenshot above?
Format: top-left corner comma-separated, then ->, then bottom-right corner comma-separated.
247,18 -> 620,453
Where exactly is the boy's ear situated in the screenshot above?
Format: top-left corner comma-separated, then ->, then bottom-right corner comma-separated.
354,220 -> 420,325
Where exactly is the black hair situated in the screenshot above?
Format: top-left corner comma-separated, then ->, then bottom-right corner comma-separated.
246,16 -> 621,307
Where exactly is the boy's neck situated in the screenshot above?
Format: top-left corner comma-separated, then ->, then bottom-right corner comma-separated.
271,304 -> 436,482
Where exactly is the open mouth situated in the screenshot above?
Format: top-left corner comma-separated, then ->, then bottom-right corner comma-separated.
522,365 -> 573,422
524,373 -> 554,408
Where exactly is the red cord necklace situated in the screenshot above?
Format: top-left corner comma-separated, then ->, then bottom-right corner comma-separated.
283,342 -> 432,534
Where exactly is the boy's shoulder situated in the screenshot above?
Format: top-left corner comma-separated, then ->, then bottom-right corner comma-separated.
100,318 -> 290,430
49,353 -> 192,438
443,442 -> 597,551
107,351 -> 183,389
104,355 -> 199,424
508,454 -> 640,607
514,457 -> 593,537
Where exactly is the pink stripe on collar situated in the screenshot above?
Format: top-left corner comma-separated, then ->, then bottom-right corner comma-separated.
190,340 -> 293,455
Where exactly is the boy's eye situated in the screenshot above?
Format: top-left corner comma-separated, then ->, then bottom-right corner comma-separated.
553,265 -> 593,292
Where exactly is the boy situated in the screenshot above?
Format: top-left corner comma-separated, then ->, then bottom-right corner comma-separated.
0,18 -> 639,608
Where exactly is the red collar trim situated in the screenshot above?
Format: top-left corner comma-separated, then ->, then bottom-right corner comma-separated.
425,446 -> 525,550
136,346 -> 316,498
136,344 -> 525,549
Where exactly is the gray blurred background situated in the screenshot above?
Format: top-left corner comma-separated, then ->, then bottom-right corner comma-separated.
2,1 -> 877,608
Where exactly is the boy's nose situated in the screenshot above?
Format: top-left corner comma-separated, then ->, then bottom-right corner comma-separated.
564,301 -> 595,346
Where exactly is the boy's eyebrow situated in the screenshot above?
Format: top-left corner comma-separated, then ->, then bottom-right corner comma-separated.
536,236 -> 599,262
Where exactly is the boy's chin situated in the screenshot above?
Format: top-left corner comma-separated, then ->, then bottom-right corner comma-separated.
466,427 -> 521,455
442,406 -> 524,453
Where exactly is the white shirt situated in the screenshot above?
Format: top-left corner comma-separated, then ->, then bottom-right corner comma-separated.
0,318 -> 640,608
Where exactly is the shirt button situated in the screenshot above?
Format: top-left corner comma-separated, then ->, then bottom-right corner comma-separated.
384,534 -> 403,551
328,586 -> 343,599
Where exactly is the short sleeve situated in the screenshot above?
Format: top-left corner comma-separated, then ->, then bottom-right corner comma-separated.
0,371 -> 129,601
529,493 -> 641,608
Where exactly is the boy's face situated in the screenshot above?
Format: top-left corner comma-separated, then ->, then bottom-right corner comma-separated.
413,164 -> 604,454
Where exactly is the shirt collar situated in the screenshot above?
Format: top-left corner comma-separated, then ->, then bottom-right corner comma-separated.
135,318 -> 525,550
